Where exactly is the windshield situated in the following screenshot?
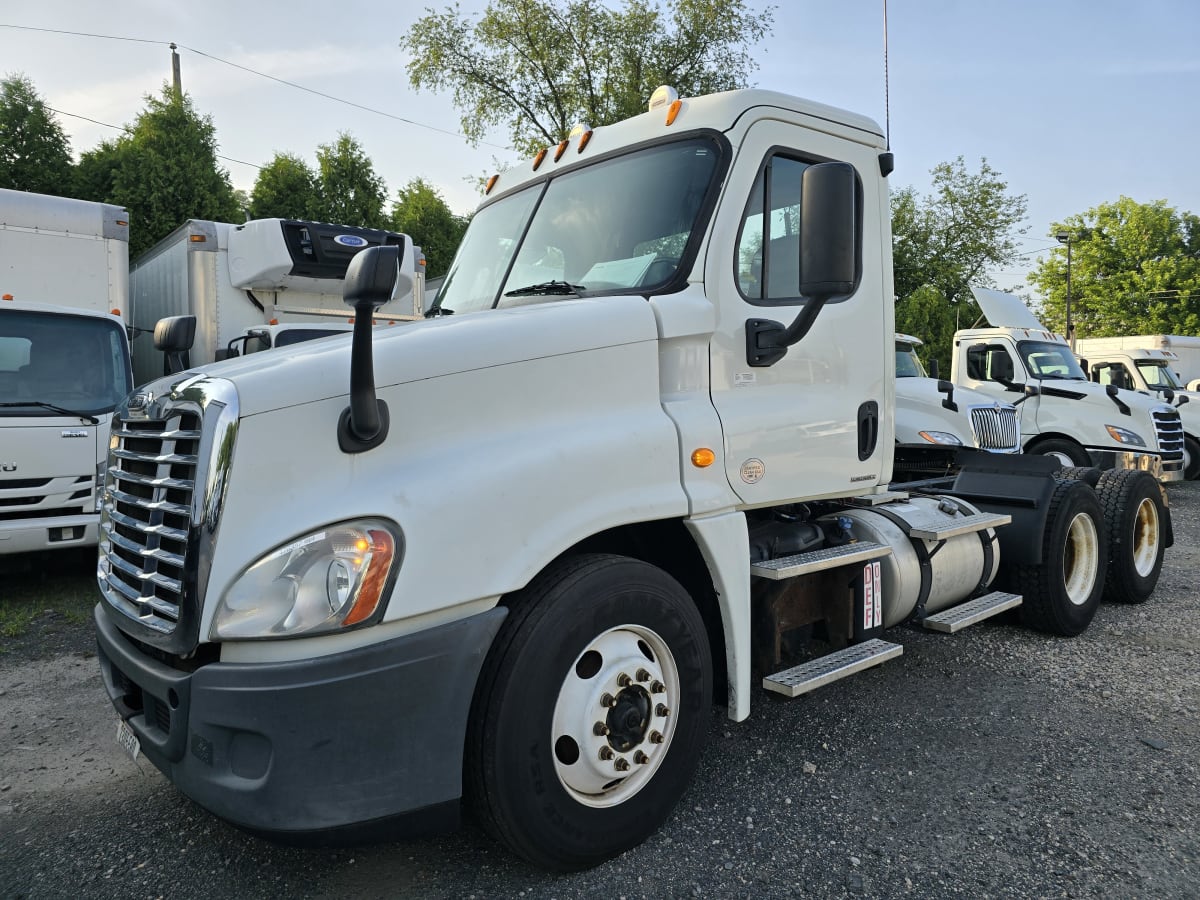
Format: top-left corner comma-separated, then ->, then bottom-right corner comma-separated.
433,136 -> 723,316
895,342 -> 927,378
1136,360 -> 1183,390
1016,340 -> 1086,380
0,310 -> 132,416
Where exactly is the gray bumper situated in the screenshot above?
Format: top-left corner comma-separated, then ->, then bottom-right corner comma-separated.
95,603 -> 506,839
1086,449 -> 1184,483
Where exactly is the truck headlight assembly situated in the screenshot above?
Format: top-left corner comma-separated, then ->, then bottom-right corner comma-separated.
917,430 -> 964,446
1105,424 -> 1146,447
212,519 -> 400,640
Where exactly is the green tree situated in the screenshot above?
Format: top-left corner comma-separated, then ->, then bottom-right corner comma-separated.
389,178 -> 469,277
1028,198 -> 1200,338
312,133 -> 388,228
0,74 -> 74,196
891,157 -> 1028,376
401,0 -> 776,156
73,138 -> 125,204
249,152 -> 318,220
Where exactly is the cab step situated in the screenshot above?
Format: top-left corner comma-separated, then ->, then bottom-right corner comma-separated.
763,639 -> 903,697
750,542 -> 892,581
921,590 -> 1023,633
906,511 -> 1012,541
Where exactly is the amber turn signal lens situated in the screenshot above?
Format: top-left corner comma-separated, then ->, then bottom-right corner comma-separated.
691,448 -> 716,468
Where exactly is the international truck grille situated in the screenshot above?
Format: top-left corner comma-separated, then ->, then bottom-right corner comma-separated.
98,411 -> 201,634
1153,409 -> 1184,461
969,405 -> 1021,452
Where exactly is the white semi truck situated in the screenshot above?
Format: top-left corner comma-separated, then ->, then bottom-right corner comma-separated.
1074,334 -> 1200,391
1072,341 -> 1200,480
94,88 -> 1175,869
949,288 -> 1185,480
0,188 -> 134,557
129,217 -> 425,385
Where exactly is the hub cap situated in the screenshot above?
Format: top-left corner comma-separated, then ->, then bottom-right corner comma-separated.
1063,511 -> 1100,605
1131,497 -> 1160,577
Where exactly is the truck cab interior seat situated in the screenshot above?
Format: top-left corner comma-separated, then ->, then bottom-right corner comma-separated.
765,234 -> 801,299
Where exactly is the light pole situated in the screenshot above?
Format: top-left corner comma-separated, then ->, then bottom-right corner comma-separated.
1055,230 -> 1074,344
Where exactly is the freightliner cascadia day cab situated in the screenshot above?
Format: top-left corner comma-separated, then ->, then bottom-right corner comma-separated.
129,217 -> 426,385
94,87 -> 1174,870
951,287 -> 1185,481
0,188 -> 133,557
1071,341 -> 1200,480
1074,334 -> 1200,392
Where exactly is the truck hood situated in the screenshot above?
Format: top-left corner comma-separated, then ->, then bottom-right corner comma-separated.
894,377 -> 1016,446
970,287 -> 1045,331
167,295 -> 662,417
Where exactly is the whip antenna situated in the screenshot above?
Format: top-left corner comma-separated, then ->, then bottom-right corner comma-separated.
883,0 -> 891,150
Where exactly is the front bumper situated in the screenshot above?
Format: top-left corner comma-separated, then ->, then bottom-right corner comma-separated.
95,603 -> 506,839
0,515 -> 97,556
1086,449 -> 1184,483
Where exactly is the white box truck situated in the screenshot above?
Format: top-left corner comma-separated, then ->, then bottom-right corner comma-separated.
1074,334 -> 1200,391
949,288 -> 1185,481
94,87 -> 1175,869
129,218 -> 425,385
0,188 -> 134,557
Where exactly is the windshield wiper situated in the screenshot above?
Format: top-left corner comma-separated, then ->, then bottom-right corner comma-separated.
0,401 -> 100,425
503,280 -> 586,298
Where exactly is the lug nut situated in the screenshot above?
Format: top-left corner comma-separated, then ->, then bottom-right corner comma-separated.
599,746 -> 614,761
650,680 -> 666,694
634,750 -> 649,765
614,757 -> 630,772
600,692 -> 616,707
616,672 -> 632,687
656,703 -> 671,717
593,721 -> 610,736
650,730 -> 665,744
636,668 -> 651,682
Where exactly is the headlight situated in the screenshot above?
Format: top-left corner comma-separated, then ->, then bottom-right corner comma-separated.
1105,424 -> 1146,447
212,519 -> 400,640
917,430 -> 964,446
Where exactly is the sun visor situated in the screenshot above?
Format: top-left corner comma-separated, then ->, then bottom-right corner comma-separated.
970,287 -> 1045,331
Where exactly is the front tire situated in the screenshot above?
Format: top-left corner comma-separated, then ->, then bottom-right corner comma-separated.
1029,438 -> 1090,468
1095,469 -> 1167,604
1184,434 -> 1200,481
466,554 -> 712,870
998,479 -> 1105,636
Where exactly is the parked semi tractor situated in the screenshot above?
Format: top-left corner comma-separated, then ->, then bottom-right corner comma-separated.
949,288 -> 1185,480
94,88 -> 1174,869
1072,341 -> 1200,480
129,217 -> 425,384
0,188 -> 133,557
1074,334 -> 1200,391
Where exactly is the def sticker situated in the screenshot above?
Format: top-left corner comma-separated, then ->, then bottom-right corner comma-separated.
740,458 -> 765,484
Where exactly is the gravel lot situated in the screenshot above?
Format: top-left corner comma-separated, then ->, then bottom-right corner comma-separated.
2,482 -> 1197,899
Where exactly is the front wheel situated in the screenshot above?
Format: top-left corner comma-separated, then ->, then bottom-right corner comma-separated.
1095,469 -> 1167,603
1029,438 -> 1090,468
1184,434 -> 1200,481
465,554 -> 712,870
998,479 -> 1106,636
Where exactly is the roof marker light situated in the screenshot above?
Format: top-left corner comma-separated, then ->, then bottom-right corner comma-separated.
532,147 -> 547,170
553,139 -> 569,162
665,99 -> 682,126
485,174 -> 499,195
189,234 -> 206,243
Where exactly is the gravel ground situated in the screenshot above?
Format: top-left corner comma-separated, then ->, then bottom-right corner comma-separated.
2,482 -> 1197,899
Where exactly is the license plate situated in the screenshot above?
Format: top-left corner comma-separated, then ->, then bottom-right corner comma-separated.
116,718 -> 141,762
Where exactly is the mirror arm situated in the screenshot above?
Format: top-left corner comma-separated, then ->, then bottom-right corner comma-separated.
338,299 -> 390,453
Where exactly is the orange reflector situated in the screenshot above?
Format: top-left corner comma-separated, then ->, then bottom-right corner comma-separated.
110,308 -> 121,316
115,220 -> 128,227
2,294 -> 13,301
485,174 -> 499,194
666,99 -> 682,126
189,234 -> 207,243
577,129 -> 593,153
691,448 -> 716,468
269,318 -> 279,325
553,139 -> 569,162
532,147 -> 547,170
348,317 -> 355,324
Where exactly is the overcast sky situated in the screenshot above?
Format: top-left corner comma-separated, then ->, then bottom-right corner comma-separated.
3,0 -> 1198,290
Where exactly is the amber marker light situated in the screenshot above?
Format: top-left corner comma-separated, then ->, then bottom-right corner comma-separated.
553,139 -> 569,162
485,174 -> 499,194
666,99 -> 682,126
532,147 -> 547,170
691,448 -> 716,468
269,318 -> 279,325
342,529 -> 396,627
110,308 -> 121,316
2,294 -> 13,301
577,129 -> 593,153
189,234 -> 207,243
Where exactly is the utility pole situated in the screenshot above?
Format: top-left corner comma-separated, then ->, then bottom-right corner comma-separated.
170,43 -> 182,99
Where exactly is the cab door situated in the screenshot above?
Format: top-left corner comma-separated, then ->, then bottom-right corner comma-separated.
706,118 -> 892,505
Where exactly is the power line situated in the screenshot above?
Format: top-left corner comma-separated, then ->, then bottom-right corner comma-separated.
0,22 -> 508,150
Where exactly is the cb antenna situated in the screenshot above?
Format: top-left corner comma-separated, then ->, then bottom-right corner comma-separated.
882,0 -> 890,151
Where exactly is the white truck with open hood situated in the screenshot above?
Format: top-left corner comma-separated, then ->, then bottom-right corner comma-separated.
0,188 -> 134,557
93,88 -> 1175,870
949,288 -> 1185,481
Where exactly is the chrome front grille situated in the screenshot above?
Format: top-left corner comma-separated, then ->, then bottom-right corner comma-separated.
96,375 -> 240,653
1153,408 -> 1184,461
969,404 -> 1021,452
98,412 -> 201,632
